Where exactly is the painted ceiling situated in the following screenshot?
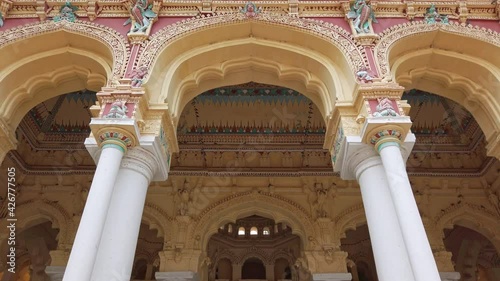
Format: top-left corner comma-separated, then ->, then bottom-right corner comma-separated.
10,85 -> 494,175
177,82 -> 326,136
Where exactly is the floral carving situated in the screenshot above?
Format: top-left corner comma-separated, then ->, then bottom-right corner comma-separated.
138,13 -> 365,79
375,22 -> 500,79
0,21 -> 129,84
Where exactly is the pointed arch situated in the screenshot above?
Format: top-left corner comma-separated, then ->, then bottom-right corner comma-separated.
189,191 -> 316,251
138,13 -> 365,131
0,20 -> 130,146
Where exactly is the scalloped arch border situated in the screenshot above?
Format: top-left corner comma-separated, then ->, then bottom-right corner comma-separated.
375,21 -> 500,78
0,20 -> 130,83
138,13 -> 365,76
435,202 -> 500,252
190,191 -> 316,251
14,199 -> 74,246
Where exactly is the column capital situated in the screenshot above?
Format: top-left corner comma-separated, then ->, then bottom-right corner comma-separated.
120,146 -> 163,182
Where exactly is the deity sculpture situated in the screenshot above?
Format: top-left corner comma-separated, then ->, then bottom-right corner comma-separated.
307,182 -> 336,218
294,258 -> 313,281
105,101 -> 129,119
124,0 -> 157,33
53,2 -> 78,22
356,68 -> 377,83
425,5 -> 449,24
241,2 -> 261,18
0,14 -> 4,27
131,66 -> 148,87
373,97 -> 399,117
347,0 -> 377,34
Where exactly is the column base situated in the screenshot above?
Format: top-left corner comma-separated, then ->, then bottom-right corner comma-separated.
156,271 -> 199,281
439,272 -> 460,281
313,273 -> 352,281
46,266 -> 65,281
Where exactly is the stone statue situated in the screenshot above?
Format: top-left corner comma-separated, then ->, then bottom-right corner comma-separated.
0,13 -> 4,27
294,258 -> 313,281
124,0 -> 157,33
106,101 -> 128,118
347,0 -> 377,34
131,66 -> 148,87
373,97 -> 399,117
174,180 -> 200,216
486,188 -> 500,215
307,182 -> 336,218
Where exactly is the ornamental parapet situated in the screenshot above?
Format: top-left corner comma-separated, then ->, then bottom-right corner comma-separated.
327,83 -> 415,179
86,79 -> 176,181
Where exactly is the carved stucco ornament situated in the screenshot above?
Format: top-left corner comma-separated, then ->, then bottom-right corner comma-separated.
53,2 -> 78,22
123,0 -> 160,43
425,4 -> 449,25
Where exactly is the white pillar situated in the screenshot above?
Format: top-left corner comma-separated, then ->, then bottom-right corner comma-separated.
377,142 -> 441,281
63,143 -> 125,281
90,147 -> 158,281
46,266 -> 65,281
355,156 -> 415,281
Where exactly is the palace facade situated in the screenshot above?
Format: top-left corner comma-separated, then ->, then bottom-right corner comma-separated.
0,1 -> 499,281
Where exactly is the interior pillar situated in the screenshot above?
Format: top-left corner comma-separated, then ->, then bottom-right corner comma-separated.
90,147 -> 159,280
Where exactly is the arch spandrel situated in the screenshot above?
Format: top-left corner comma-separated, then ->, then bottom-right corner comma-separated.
189,191 -> 316,252
138,13 -> 365,120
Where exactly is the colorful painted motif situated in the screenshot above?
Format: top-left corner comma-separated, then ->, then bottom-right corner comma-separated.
241,2 -> 261,18
373,97 -> 399,117
347,0 -> 377,34
131,66 -> 148,87
425,4 -> 449,24
124,0 -> 157,33
53,2 -> 78,22
0,13 -> 4,27
105,101 -> 129,119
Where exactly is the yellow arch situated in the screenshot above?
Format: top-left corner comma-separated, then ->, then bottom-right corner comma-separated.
375,21 -> 500,158
0,20 -> 129,160
138,13 -> 364,124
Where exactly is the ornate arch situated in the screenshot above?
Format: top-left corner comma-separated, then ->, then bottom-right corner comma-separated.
375,21 -> 500,158
189,191 -> 316,251
435,202 -> 500,253
138,13 -> 364,75
375,21 -> 500,79
0,20 -> 129,82
143,202 -> 173,242
10,199 -> 74,246
238,249 -> 270,265
333,203 -> 366,239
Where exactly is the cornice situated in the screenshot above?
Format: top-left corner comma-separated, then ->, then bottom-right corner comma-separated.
3,1 -> 499,20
